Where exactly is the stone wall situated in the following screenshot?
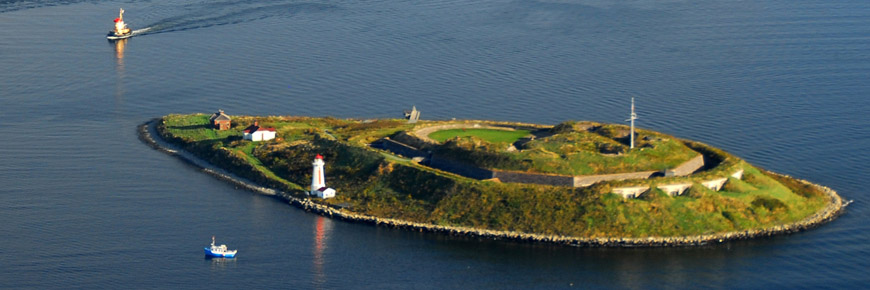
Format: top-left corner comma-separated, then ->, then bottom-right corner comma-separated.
390,131 -> 433,149
377,137 -> 428,159
428,156 -> 495,180
671,155 -> 705,176
491,170 -> 574,187
574,171 -> 659,187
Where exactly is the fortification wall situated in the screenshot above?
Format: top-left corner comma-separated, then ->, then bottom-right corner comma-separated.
390,131 -> 433,149
671,154 -> 705,176
374,122 -> 726,189
491,170 -> 574,187
428,156 -> 495,180
574,171 -> 658,187
378,138 -> 428,159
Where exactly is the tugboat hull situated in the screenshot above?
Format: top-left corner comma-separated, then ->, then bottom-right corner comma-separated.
107,31 -> 133,40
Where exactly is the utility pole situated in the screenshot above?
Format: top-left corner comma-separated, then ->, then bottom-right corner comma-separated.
626,97 -> 638,149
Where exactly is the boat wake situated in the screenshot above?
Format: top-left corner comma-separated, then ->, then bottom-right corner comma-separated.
130,27 -> 151,36
130,1 -> 335,37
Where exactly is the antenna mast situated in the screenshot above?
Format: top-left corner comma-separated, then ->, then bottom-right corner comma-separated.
626,97 -> 638,149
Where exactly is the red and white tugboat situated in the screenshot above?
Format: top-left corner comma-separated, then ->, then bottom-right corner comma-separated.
107,8 -> 133,40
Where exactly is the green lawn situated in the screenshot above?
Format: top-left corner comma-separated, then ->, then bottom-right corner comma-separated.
428,129 -> 531,144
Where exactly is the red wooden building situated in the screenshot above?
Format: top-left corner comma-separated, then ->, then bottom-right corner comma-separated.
209,110 -> 232,130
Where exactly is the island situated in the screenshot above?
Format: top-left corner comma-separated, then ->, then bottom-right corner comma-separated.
138,111 -> 846,247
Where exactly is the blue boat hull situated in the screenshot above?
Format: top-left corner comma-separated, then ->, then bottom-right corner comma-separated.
204,247 -> 236,258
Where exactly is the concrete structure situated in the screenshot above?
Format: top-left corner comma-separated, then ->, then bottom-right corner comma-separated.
731,169 -> 744,179
243,121 -> 276,141
404,106 -> 421,123
310,154 -> 336,199
612,186 -> 649,199
702,178 -> 728,191
574,171 -> 658,187
209,110 -> 232,130
492,170 -> 574,187
670,155 -> 705,176
657,183 -> 693,196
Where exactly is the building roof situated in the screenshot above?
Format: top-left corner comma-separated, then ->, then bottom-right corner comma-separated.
209,110 -> 231,122
243,124 -> 276,133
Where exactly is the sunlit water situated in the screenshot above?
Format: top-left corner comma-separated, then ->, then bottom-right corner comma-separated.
1,0 -> 868,288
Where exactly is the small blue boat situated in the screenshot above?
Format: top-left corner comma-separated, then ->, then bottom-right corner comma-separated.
204,236 -> 237,258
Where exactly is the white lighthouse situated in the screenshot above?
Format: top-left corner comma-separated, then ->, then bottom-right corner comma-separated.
310,154 -> 335,199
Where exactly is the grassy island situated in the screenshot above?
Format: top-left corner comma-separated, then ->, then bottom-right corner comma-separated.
155,114 -> 836,240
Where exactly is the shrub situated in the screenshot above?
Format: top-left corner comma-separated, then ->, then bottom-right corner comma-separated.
751,197 -> 787,212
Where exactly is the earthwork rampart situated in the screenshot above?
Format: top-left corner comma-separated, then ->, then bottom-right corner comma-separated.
411,121 -> 550,145
378,122 -> 708,188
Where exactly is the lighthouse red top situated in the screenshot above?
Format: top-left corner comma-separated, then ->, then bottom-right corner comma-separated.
315,154 -> 323,160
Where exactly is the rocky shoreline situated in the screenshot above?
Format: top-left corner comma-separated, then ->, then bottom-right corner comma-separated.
139,119 -> 848,247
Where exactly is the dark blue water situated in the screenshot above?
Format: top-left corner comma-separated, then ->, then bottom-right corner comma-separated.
1,0 -> 868,288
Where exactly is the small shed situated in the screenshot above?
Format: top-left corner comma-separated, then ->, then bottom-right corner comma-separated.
313,187 -> 336,199
209,110 -> 232,130
243,121 -> 276,141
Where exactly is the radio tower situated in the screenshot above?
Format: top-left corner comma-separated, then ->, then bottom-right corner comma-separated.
625,97 -> 638,149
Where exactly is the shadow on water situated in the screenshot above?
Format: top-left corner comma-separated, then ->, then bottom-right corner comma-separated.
411,230 -> 800,288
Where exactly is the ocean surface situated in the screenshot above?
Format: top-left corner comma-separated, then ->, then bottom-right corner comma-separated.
1,0 -> 868,288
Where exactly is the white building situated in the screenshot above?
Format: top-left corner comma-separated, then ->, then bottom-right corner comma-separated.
313,187 -> 336,199
243,121 -> 276,141
311,154 -> 336,199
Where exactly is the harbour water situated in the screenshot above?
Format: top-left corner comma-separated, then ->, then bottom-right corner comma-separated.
1,0 -> 868,288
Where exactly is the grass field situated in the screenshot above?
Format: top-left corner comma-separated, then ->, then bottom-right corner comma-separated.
428,128 -> 531,144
